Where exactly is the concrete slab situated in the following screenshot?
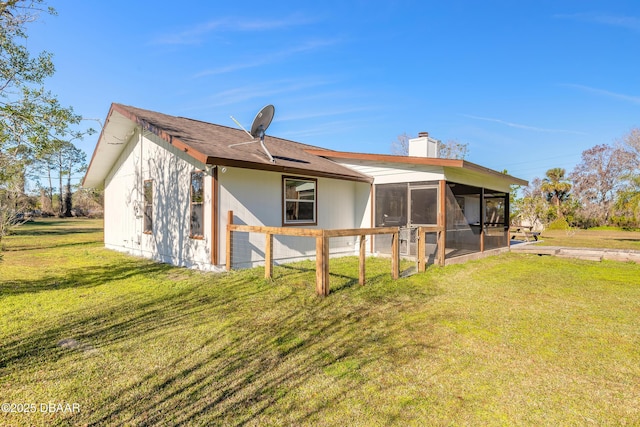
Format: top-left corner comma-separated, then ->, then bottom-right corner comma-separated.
556,253 -> 602,262
558,248 -> 605,256
510,245 -> 640,263
557,248 -> 604,261
511,246 -> 560,256
602,250 -> 640,263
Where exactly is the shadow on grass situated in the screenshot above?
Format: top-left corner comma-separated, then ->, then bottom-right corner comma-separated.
271,258 -> 409,293
9,218 -> 102,235
0,260 -> 171,296
272,262 -> 369,291
85,282 -> 440,426
4,219 -> 103,251
2,219 -> 443,425
614,238 -> 640,243
4,239 -> 103,252
2,262 -> 442,426
10,226 -> 103,236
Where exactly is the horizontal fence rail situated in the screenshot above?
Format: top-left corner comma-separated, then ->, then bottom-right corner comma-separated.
416,225 -> 446,272
226,211 -> 400,296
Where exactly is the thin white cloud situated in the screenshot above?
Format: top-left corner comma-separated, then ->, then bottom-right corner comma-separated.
281,118 -> 375,140
554,12 -> 640,31
193,58 -> 270,77
193,39 -> 339,77
278,106 -> 378,122
463,114 -> 587,135
151,14 -> 316,45
562,83 -> 640,105
197,78 -> 335,108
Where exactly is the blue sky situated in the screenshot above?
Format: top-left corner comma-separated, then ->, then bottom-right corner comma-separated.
26,1 -> 640,185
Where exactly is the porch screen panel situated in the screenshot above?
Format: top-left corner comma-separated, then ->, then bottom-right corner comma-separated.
375,184 -> 407,227
410,187 -> 438,225
445,184 -> 480,257
484,192 -> 508,250
374,184 -> 407,255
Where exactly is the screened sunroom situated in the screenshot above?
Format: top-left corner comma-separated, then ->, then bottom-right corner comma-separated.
373,180 -> 511,264
304,133 -> 527,265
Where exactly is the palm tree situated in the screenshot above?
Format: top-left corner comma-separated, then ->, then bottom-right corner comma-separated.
614,175 -> 640,227
541,168 -> 572,218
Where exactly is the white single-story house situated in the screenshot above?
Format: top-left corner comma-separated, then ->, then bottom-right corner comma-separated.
83,103 -> 527,271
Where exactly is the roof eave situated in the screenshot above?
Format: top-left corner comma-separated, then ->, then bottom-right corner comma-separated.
204,156 -> 373,184
112,103 -> 209,164
305,149 -> 528,187
83,103 -> 210,188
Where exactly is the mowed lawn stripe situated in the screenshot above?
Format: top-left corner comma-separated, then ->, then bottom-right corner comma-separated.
1,219 -> 639,426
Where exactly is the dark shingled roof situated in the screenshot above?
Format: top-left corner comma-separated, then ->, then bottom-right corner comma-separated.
85,103 -> 527,189
111,103 -> 372,183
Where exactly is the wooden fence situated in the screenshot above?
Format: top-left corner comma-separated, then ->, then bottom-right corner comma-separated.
416,225 -> 446,271
226,211 -> 400,296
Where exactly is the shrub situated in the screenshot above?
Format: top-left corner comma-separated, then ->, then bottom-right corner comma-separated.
546,218 -> 571,231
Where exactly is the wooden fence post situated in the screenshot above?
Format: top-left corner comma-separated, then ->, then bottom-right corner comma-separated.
436,231 -> 445,266
323,237 -> 330,295
417,227 -> 426,272
391,230 -> 399,280
226,210 -> 233,271
315,237 -> 323,295
359,235 -> 366,285
315,235 -> 330,296
265,232 -> 273,278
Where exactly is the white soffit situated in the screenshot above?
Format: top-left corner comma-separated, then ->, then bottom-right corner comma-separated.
83,110 -> 136,188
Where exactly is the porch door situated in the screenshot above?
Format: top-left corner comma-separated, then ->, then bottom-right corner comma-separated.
409,186 -> 438,226
405,185 -> 438,257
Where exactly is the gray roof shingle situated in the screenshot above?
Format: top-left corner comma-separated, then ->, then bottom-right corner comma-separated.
113,103 -> 372,183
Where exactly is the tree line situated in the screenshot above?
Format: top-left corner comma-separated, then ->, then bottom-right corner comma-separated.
391,130 -> 639,230
0,1 -> 98,248
512,129 -> 640,230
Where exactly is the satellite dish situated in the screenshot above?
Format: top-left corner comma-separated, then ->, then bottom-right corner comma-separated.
229,104 -> 276,163
250,104 -> 275,139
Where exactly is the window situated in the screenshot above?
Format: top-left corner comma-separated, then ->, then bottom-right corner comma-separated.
283,176 -> 317,225
143,180 -> 153,233
190,171 -> 204,238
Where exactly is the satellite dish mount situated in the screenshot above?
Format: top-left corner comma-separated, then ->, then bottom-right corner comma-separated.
229,105 -> 276,163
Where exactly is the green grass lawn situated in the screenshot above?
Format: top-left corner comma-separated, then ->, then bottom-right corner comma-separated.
537,228 -> 640,250
1,219 -> 640,426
